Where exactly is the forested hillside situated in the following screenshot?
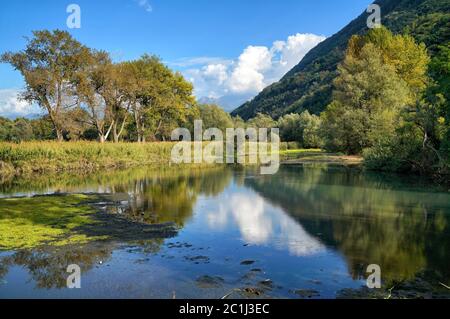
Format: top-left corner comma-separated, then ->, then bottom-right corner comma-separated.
232,0 -> 450,120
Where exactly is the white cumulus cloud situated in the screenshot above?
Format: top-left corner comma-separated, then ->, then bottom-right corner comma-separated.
228,46 -> 272,94
0,89 -> 42,119
184,33 -> 326,111
203,64 -> 228,86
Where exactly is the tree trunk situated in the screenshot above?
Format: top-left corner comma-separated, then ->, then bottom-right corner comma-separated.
56,127 -> 64,142
134,108 -> 142,143
48,109 -> 63,142
113,122 -> 119,143
154,119 -> 163,139
114,116 -> 128,143
141,122 -> 146,143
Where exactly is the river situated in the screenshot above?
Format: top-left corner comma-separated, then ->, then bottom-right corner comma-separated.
0,165 -> 449,298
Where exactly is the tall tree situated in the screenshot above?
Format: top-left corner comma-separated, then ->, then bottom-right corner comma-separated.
278,113 -> 303,143
428,43 -> 450,160
299,111 -> 322,148
124,55 -> 195,142
321,28 -> 429,155
155,72 -> 196,140
347,27 -> 430,97
197,104 -> 234,133
110,63 -> 132,143
1,30 -> 90,141
120,57 -> 153,143
247,113 -> 276,129
75,50 -> 122,143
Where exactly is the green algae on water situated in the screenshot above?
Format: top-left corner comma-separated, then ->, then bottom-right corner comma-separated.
0,194 -> 105,250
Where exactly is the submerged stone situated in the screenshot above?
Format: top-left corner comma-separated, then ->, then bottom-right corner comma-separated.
195,275 -> 225,289
292,289 -> 320,298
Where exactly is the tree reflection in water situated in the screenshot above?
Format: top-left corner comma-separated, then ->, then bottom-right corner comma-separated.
0,167 -> 233,289
244,165 -> 450,284
1,165 -> 449,295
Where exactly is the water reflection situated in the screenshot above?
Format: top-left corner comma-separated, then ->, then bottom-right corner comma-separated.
244,165 -> 450,283
0,167 -> 233,291
106,168 -> 233,226
0,243 -> 115,289
206,192 -> 325,256
0,165 -> 449,297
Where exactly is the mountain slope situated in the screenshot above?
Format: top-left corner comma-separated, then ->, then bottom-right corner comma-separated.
231,0 -> 450,120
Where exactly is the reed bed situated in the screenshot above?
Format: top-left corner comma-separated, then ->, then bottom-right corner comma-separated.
0,141 -> 176,175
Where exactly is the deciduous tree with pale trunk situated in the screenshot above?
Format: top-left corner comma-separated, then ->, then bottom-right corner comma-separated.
123,55 -> 196,143
75,50 -> 130,143
1,30 -> 90,141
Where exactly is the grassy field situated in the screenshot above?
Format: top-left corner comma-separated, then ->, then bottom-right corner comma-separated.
0,141 -> 176,176
0,141 -> 364,178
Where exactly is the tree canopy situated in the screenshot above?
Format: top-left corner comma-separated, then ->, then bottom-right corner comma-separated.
1,30 -> 197,143
1,30 -> 90,141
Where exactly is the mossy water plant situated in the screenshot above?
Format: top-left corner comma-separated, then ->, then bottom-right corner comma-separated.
0,194 -> 105,250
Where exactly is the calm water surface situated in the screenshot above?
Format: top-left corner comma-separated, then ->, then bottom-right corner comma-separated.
1,165 -> 449,298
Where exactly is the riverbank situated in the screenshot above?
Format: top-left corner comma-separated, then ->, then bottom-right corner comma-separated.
279,149 -> 363,167
0,141 -> 176,177
0,142 -> 364,178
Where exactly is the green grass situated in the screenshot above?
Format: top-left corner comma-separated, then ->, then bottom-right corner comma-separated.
278,149 -> 323,155
0,194 -> 105,250
277,148 -> 363,166
0,142 -> 358,178
0,141 -> 292,176
277,148 -> 326,160
0,141 -> 177,175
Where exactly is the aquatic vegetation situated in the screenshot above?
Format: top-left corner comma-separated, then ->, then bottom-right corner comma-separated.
0,194 -> 104,250
0,166 -> 234,254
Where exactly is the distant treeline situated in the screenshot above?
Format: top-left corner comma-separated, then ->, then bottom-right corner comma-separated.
0,30 -> 322,148
1,30 -> 198,143
0,106 -> 323,149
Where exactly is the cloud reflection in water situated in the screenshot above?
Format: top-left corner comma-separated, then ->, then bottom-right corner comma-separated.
206,188 -> 324,256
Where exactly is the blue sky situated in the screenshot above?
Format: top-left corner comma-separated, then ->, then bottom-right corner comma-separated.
0,0 -> 373,117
